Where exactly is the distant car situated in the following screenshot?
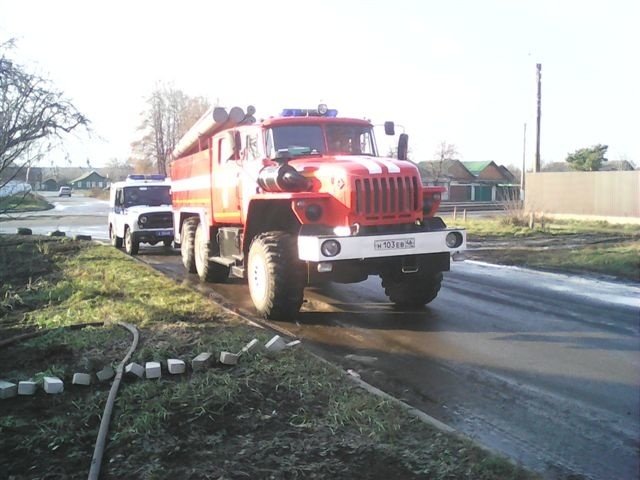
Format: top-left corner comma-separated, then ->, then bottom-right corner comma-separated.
58,186 -> 72,197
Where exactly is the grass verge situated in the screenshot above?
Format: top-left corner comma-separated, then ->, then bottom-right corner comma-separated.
0,192 -> 52,213
0,235 -> 537,479
445,216 -> 640,282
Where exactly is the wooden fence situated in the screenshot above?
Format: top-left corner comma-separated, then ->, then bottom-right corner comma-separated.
524,171 -> 639,219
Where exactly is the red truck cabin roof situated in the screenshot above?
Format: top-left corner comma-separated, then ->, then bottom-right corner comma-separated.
261,116 -> 372,128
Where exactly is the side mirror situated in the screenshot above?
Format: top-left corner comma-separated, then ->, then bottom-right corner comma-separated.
397,134 -> 409,161
384,121 -> 395,136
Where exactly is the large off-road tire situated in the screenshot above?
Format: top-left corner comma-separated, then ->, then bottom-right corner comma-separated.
247,231 -> 305,321
109,225 -> 122,248
381,271 -> 443,309
124,227 -> 139,256
194,223 -> 229,282
181,218 -> 198,273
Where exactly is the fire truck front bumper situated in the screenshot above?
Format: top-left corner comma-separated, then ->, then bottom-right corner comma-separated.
297,228 -> 466,262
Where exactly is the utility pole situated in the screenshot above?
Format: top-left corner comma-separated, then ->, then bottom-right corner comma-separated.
535,63 -> 542,172
521,122 -> 527,200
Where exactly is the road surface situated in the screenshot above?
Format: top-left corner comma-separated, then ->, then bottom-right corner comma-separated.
2,193 -> 638,479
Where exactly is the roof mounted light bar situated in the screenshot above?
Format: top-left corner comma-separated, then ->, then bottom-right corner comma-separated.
281,104 -> 338,118
126,174 -> 167,182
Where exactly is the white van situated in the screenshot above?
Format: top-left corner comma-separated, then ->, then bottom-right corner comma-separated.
107,175 -> 173,255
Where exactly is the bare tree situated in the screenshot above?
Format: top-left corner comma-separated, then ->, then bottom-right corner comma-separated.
102,157 -> 132,182
504,164 -> 522,182
432,141 -> 458,181
0,39 -> 89,192
131,84 -> 210,175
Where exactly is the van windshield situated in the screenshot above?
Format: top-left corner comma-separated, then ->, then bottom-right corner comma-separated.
123,185 -> 171,207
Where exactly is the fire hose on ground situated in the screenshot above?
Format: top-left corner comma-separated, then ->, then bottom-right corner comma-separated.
87,322 -> 139,480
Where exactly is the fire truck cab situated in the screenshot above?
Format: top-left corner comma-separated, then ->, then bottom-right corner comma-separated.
170,105 -> 465,320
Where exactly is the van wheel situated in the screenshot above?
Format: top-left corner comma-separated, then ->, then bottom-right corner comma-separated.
109,225 -> 122,248
181,218 -> 198,273
124,227 -> 139,255
247,231 -> 304,321
194,223 -> 229,282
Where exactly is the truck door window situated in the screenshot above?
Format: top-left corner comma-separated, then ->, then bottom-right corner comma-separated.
326,124 -> 376,156
244,131 -> 262,162
218,135 -> 234,163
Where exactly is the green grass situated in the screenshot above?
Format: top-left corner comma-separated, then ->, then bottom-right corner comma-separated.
0,192 -> 52,212
479,242 -> 640,281
445,215 -> 640,238
0,235 -> 538,479
445,215 -> 640,281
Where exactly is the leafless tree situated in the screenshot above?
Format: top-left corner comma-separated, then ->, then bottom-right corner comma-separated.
0,39 -> 89,192
131,83 -> 210,176
432,141 -> 458,180
504,164 -> 522,182
102,157 -> 132,182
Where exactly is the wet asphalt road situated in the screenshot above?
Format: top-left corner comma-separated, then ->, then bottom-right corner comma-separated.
2,193 -> 639,479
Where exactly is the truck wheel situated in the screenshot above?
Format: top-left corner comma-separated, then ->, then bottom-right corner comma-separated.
247,231 -> 304,320
381,271 -> 443,309
181,218 -> 198,273
194,223 -> 229,282
109,225 -> 122,248
124,227 -> 139,256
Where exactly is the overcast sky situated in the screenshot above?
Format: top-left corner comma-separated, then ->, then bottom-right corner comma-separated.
1,0 -> 638,169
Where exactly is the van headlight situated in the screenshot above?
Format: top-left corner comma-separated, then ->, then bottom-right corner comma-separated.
321,240 -> 341,257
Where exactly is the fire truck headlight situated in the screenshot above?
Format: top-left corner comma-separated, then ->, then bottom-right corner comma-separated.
318,103 -> 328,115
446,232 -> 463,248
305,204 -> 323,222
321,240 -> 341,257
333,226 -> 351,237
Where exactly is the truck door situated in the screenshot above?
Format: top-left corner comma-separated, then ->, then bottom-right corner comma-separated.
239,128 -> 264,219
212,131 -> 242,224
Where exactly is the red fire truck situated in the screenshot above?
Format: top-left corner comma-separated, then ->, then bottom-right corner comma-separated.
170,105 -> 465,320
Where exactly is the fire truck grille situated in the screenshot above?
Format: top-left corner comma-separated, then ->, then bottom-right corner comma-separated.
140,212 -> 173,229
354,176 -> 420,218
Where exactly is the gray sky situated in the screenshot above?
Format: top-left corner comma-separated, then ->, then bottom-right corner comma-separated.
1,0 -> 638,169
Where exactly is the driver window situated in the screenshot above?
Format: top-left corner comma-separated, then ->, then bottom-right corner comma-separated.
219,135 -> 234,163
243,131 -> 262,162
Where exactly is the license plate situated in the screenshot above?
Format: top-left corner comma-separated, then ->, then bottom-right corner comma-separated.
374,238 -> 415,251
157,230 -> 173,236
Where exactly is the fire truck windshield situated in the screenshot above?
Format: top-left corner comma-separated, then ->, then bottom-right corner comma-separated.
269,124 -> 378,158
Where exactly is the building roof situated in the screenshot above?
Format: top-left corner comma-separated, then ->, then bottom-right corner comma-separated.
70,170 -> 107,183
461,161 -> 493,175
599,160 -> 636,171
